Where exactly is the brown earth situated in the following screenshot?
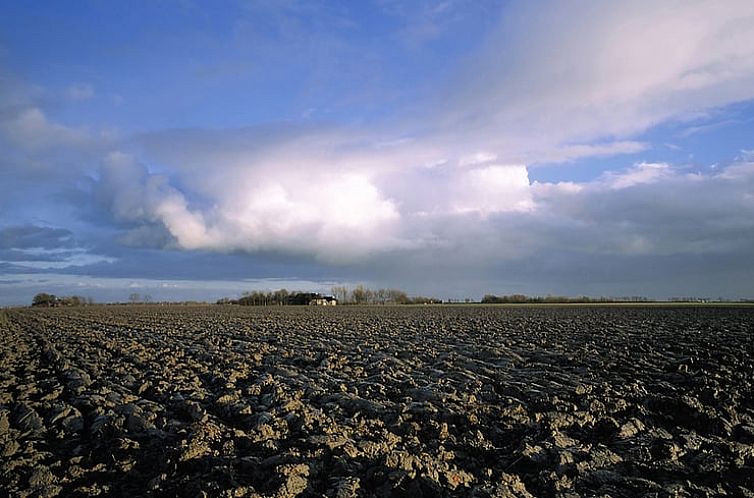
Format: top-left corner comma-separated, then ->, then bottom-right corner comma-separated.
1,305 -> 753,497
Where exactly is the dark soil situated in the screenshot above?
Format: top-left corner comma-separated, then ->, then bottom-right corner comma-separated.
1,305 -> 753,497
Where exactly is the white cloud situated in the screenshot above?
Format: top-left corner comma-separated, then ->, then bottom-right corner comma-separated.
95,149 -> 405,262
451,165 -> 533,215
601,162 -> 673,190
4,251 -> 116,270
98,151 -> 219,251
442,0 -> 754,160
192,170 -> 404,260
530,141 -> 649,165
719,161 -> 754,180
0,107 -> 89,150
458,151 -> 497,167
122,125 -> 557,260
97,120 -> 754,270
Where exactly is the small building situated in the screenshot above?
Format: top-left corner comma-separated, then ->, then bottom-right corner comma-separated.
309,295 -> 337,306
286,292 -> 337,306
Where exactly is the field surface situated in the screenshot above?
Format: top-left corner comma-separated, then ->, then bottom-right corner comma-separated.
1,305 -> 753,497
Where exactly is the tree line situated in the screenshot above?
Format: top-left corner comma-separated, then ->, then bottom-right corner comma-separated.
218,289 -> 298,306
330,286 -> 441,305
32,293 -> 95,307
216,286 -> 442,306
481,294 -> 651,303
31,290 -> 747,308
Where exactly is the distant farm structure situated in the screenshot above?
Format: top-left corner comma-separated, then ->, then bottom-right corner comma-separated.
287,292 -> 337,306
308,295 -> 337,306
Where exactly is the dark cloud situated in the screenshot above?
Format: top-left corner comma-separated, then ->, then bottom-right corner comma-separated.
0,248 -> 77,262
57,248 -> 349,282
0,262 -> 46,274
0,225 -> 74,249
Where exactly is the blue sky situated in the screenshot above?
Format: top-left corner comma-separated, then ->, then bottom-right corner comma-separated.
2,0 -> 754,304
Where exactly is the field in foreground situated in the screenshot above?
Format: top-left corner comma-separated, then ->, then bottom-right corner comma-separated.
1,305 -> 753,497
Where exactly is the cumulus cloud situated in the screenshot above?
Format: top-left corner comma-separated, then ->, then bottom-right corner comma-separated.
0,74 -> 111,176
94,149 -> 405,261
93,120 -> 754,273
450,165 -> 533,215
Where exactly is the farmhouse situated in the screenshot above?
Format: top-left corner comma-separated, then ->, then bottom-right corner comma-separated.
309,295 -> 337,306
285,292 -> 337,306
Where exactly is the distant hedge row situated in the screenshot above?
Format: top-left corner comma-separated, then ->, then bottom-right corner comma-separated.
32,293 -> 94,307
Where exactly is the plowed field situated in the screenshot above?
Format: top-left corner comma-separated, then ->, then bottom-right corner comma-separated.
1,305 -> 753,497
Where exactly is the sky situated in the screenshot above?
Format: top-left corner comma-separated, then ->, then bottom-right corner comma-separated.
2,0 -> 754,305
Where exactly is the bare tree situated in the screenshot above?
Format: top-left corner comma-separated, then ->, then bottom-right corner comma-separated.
331,286 -> 349,304
274,288 -> 289,305
387,289 -> 409,304
377,288 -> 389,305
364,288 -> 375,304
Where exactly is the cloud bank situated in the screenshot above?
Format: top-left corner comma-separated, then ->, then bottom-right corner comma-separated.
89,132 -> 754,269
75,0 -> 754,266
